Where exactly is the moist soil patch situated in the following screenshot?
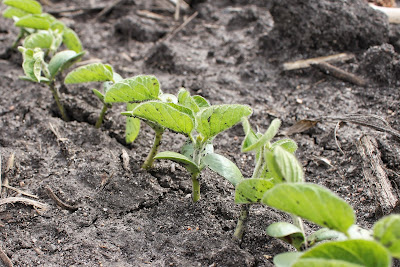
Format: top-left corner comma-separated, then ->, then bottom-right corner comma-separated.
1,0 -> 400,266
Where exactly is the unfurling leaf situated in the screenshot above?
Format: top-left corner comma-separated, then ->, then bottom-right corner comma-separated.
242,118 -> 281,152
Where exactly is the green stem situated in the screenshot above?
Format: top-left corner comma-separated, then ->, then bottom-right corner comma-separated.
142,127 -> 164,170
95,104 -> 108,129
191,172 -> 200,202
49,81 -> 69,121
233,204 -> 250,242
11,29 -> 25,49
252,146 -> 265,178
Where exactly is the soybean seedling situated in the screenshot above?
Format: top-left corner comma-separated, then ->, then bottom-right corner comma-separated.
2,0 -> 82,53
123,88 -> 252,201
64,63 -> 124,129
19,46 -> 84,121
232,118 -> 303,241
263,183 -> 400,267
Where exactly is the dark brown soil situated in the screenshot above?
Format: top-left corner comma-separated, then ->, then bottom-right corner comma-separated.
1,0 -> 400,266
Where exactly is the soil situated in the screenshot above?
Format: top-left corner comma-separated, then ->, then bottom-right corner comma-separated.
1,0 -> 400,266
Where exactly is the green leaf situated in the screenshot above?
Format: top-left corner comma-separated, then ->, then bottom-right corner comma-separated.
48,50 -> 84,79
123,101 -> 194,136
242,118 -> 281,152
64,63 -> 114,84
23,30 -> 53,49
274,252 -> 303,267
62,27 -> 83,53
178,88 -> 200,113
373,214 -> 400,258
3,0 -> 42,14
154,151 -> 199,175
241,117 -> 259,152
293,259 -> 363,267
203,153 -> 243,186
307,228 -> 347,247
265,150 -> 284,184
2,7 -> 29,18
192,95 -> 210,108
19,47 -> 44,82
262,183 -> 355,234
104,75 -> 161,103
125,103 -> 140,144
271,139 -> 298,153
19,75 -> 49,83
196,104 -> 252,140
266,222 -> 305,250
298,240 -> 391,267
15,14 -> 54,30
272,146 -> 304,183
235,178 -> 274,204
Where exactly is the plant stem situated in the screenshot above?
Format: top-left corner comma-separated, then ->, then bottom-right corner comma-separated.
49,81 -> 69,121
95,104 -> 108,129
11,29 -> 25,49
191,172 -> 200,202
142,127 -> 164,170
233,204 -> 250,242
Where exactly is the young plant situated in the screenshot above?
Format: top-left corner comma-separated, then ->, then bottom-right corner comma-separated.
2,0 -> 82,53
103,74 -> 168,146
201,117 -> 300,240
123,88 -> 253,201
19,46 -> 84,121
64,63 -> 125,129
263,183 -> 400,267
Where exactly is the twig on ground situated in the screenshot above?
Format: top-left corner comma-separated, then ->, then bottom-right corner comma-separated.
357,135 -> 400,215
0,197 -> 48,212
0,245 -> 13,267
47,6 -> 107,16
136,10 -> 169,21
311,62 -> 367,86
159,11 -> 198,43
2,185 -> 38,199
282,114 -> 400,139
334,121 -> 345,155
174,0 -> 181,21
45,186 -> 78,212
1,153 -> 14,198
94,0 -> 125,21
283,53 -> 354,70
